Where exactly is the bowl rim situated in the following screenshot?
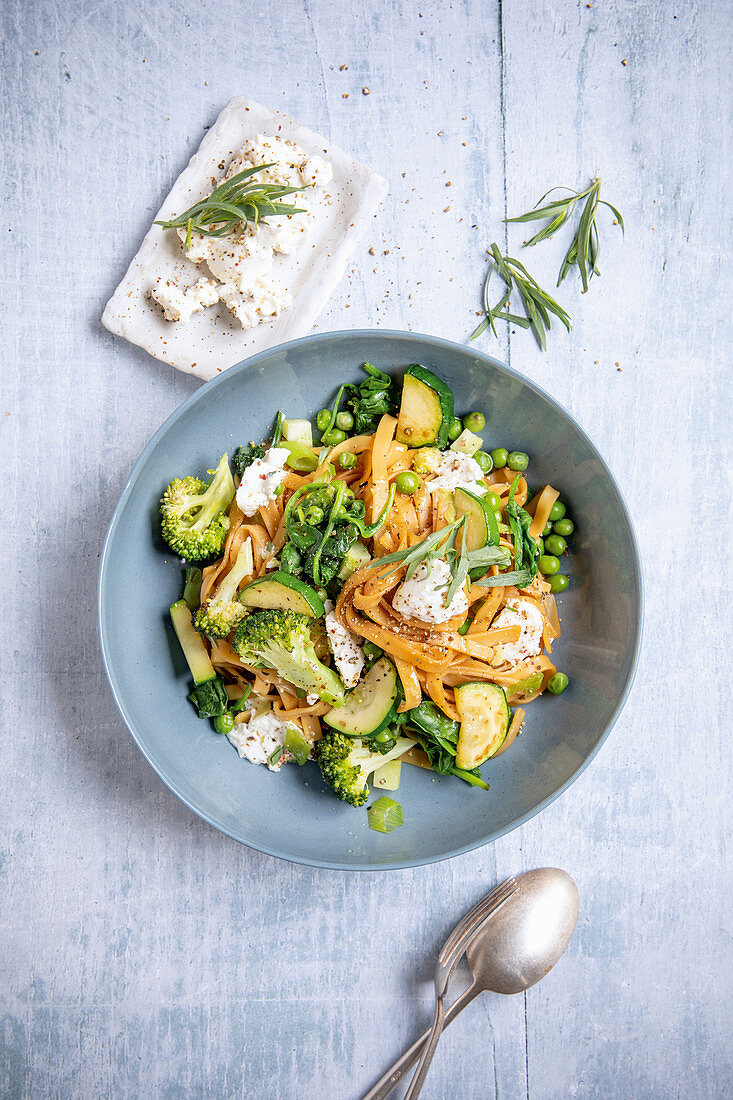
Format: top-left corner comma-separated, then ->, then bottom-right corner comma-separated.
98,328 -> 644,870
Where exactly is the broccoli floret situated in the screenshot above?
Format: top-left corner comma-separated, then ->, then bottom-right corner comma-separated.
314,732 -> 415,807
232,610 -> 345,707
194,538 -> 253,639
160,454 -> 235,561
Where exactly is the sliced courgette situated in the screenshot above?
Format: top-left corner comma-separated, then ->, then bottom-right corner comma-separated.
170,599 -> 216,684
453,486 -> 499,551
450,428 -> 483,456
337,541 -> 371,581
239,570 -> 324,617
454,682 -> 510,768
324,656 -> 398,736
281,418 -> 313,445
396,365 -> 455,448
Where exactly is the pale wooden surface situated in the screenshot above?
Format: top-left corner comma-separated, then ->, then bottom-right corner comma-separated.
2,1 -> 731,1097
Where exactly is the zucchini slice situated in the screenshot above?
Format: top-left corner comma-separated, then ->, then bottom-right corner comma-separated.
170,600 -> 216,684
450,428 -> 483,456
337,541 -> 371,581
454,682 -> 510,768
396,365 -> 455,448
453,486 -> 499,551
239,570 -> 324,617
324,656 -> 398,737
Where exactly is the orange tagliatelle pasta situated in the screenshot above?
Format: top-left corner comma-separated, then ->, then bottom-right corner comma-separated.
188,400 -> 565,772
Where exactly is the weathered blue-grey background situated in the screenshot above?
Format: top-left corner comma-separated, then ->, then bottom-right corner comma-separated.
2,0 -> 731,1097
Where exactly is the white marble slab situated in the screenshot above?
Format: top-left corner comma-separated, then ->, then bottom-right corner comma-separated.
1,0 -> 730,1098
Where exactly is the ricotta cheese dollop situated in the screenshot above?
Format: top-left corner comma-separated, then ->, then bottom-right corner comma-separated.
392,559 -> 469,625
323,600 -> 364,688
235,447 -> 290,516
227,708 -> 294,771
491,598 -> 544,665
427,452 -> 487,496
151,133 -> 333,330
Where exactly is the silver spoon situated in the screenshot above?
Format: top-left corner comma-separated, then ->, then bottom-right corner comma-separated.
363,868 -> 579,1100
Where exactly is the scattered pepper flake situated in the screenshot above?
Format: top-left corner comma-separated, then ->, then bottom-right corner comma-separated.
362,87 -> 370,95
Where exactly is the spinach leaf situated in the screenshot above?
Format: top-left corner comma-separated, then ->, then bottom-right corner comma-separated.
344,363 -> 398,434
232,443 -> 266,478
303,523 -> 358,586
188,676 -> 229,718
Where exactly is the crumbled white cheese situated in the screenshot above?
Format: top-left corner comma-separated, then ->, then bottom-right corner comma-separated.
392,559 -> 469,625
227,708 -> 294,771
323,599 -> 364,688
153,133 -> 334,330
306,693 -> 320,706
492,598 -> 544,665
235,447 -> 290,516
150,277 -> 219,322
427,452 -> 487,496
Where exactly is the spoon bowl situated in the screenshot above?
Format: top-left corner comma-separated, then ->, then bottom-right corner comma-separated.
468,867 -> 579,995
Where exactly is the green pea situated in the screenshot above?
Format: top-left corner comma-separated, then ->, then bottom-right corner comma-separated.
316,409 -> 331,431
373,730 -> 392,745
548,573 -> 569,594
305,505 -> 324,525
447,417 -> 463,442
336,411 -> 354,431
535,537 -> 544,555
315,585 -> 328,600
395,471 -> 420,495
553,517 -> 575,537
549,500 -> 566,522
337,451 -> 357,470
547,672 -> 569,695
463,411 -> 485,432
485,491 -> 502,510
542,522 -> 554,537
341,484 -> 355,500
545,534 -> 567,556
507,451 -> 529,472
321,428 -> 346,446
474,450 -> 493,473
490,447 -> 509,468
538,554 -> 560,575
213,712 -> 235,735
280,544 -> 302,574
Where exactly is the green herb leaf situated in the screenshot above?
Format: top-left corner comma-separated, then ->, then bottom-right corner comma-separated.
155,165 -> 309,242
470,243 -> 571,351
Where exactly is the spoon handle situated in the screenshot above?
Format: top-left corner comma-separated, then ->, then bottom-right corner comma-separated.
361,981 -> 481,1100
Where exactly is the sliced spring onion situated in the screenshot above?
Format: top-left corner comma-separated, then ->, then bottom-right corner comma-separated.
281,440 -> 319,472
268,745 -> 284,766
367,796 -> 404,833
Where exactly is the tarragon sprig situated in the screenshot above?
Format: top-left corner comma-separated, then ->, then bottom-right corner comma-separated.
476,476 -> 539,590
470,243 -> 572,352
506,178 -> 624,292
373,518 -> 511,607
155,164 -> 309,250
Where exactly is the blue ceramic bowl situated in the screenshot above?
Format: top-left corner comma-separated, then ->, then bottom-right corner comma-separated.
99,330 -> 642,869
